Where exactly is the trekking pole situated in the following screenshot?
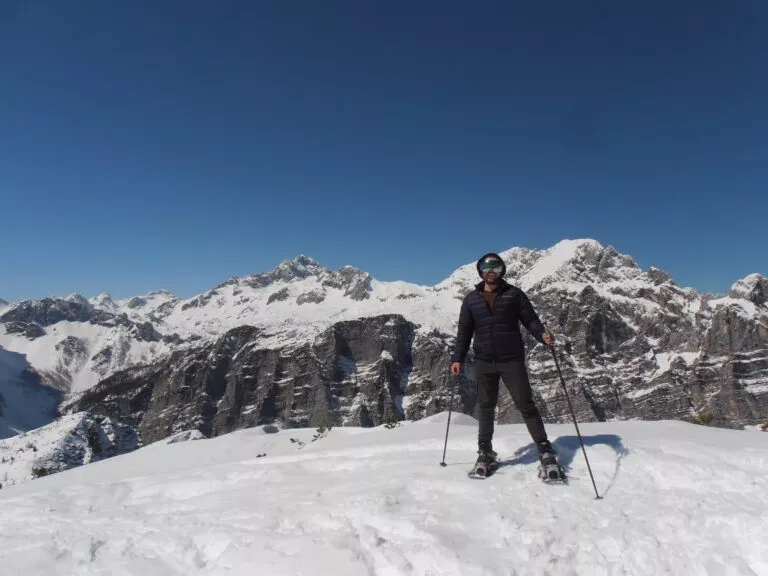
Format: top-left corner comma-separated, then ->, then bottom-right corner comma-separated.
439,369 -> 457,467
549,344 -> 602,499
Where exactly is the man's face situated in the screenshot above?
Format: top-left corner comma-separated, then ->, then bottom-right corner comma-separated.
480,258 -> 503,283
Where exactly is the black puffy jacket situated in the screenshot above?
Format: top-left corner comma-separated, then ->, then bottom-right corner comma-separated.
450,280 -> 547,363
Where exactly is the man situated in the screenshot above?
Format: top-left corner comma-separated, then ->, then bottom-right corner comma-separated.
450,252 -> 563,478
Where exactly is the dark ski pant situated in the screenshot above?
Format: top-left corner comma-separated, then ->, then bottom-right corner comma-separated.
475,358 -> 547,450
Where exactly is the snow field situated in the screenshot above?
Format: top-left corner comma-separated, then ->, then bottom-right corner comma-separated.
1,416 -> 766,575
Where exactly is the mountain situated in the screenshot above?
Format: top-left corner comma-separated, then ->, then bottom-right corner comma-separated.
1,417 -> 766,574
1,239 -> 766,451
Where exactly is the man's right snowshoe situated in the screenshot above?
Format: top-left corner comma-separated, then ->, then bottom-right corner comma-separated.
537,449 -> 566,482
468,449 -> 499,479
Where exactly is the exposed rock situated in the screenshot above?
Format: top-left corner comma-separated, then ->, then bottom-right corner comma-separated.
297,289 -> 327,305
0,412 -> 139,487
134,321 -> 159,342
322,266 -> 372,300
3,321 -> 46,339
223,256 -> 324,290
162,333 -> 184,345
54,337 -> 88,377
181,290 -> 218,311
126,297 -> 146,309
1,295 -> 95,327
71,317 -> 460,443
267,287 -> 290,304
647,267 -> 673,286
730,274 -> 768,306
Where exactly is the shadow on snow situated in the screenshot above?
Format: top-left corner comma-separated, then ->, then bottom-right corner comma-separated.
496,433 -> 629,497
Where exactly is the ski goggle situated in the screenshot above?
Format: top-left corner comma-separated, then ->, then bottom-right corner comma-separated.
479,261 -> 503,274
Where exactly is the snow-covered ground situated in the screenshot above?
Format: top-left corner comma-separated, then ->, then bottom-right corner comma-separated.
1,415 -> 766,575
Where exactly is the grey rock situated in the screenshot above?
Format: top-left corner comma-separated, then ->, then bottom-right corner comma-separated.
730,274 -> 768,306
55,337 -> 88,376
181,290 -> 218,311
71,316 -> 462,443
163,333 -> 184,345
267,288 -> 290,304
223,256 -> 323,290
297,289 -> 327,305
4,321 -> 46,339
134,321 -> 159,342
322,266 -> 373,300
1,296 -> 94,327
647,267 -> 673,286
126,297 -> 146,309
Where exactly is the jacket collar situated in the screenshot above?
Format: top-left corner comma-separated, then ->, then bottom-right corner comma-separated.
474,279 -> 510,293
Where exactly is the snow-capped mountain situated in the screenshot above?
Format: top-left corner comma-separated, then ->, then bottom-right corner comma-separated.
1,239 -> 766,451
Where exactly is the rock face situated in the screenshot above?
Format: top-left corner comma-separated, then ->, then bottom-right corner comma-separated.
730,274 -> 768,306
69,316 -> 456,444
3,240 -> 767,455
0,412 -> 139,487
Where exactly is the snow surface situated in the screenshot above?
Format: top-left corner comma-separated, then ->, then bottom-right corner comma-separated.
1,416 -> 766,575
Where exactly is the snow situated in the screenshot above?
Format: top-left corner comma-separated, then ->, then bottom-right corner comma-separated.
517,239 -> 601,290
0,417 -> 766,575
708,297 -> 762,318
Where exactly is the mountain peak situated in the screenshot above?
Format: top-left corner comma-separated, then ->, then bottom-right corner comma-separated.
64,293 -> 91,307
272,254 -> 324,280
730,273 -> 767,306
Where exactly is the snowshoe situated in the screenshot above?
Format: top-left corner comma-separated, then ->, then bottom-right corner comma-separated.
468,449 -> 499,479
537,450 -> 566,482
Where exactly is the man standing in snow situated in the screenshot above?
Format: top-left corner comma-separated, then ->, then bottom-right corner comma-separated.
450,252 -> 561,476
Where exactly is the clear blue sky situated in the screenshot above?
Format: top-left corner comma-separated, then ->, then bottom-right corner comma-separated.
1,0 -> 766,302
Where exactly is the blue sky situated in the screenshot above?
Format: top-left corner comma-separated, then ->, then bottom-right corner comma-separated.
1,0 -> 766,302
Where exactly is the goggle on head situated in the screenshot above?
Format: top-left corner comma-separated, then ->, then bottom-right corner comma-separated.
479,258 -> 504,275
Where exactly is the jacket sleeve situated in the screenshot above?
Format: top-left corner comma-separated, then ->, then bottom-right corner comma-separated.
450,296 -> 474,363
519,291 -> 546,343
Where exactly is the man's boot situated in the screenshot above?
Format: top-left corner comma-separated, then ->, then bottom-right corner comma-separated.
537,440 -> 566,481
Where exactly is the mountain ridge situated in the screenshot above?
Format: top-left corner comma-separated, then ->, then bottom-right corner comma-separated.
0,238 -> 765,444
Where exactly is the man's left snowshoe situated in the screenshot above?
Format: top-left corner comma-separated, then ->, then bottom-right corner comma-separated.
468,449 -> 499,479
